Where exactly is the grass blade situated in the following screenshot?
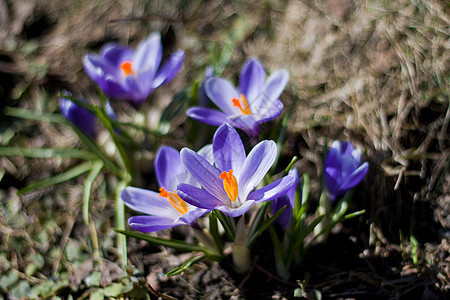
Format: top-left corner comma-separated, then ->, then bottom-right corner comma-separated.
82,161 -> 103,225
3,107 -> 68,123
18,162 -> 92,194
114,229 -> 209,253
166,255 -> 206,277
248,205 -> 286,247
0,147 -> 96,160
116,181 -> 128,268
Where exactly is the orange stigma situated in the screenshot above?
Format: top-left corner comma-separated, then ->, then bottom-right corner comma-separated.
232,94 -> 252,115
120,61 -> 135,76
219,170 -> 238,202
158,187 -> 188,214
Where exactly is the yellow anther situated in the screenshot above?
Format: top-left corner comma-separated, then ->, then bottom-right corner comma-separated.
232,94 -> 252,115
120,61 -> 135,76
159,187 -> 188,215
219,170 -> 238,202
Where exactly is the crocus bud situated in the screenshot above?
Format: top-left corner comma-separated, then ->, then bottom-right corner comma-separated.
59,91 -> 97,138
324,141 -> 369,201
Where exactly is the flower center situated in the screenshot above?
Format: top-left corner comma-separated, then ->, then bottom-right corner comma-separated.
219,170 -> 238,202
232,94 -> 252,115
158,187 -> 188,214
120,61 -> 135,76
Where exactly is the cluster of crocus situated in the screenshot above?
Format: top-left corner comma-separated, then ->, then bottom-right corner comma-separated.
83,32 -> 185,107
187,58 -> 289,137
63,31 -> 370,275
122,124 -> 296,230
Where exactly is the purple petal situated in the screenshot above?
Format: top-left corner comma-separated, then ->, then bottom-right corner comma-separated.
339,162 -> 369,191
216,200 -> 257,217
255,99 -> 284,124
247,174 -> 296,202
331,141 -> 361,163
83,54 -> 118,83
122,75 -> 149,105
212,124 -> 246,173
272,195 -> 292,230
128,215 -> 181,232
252,69 -> 288,113
100,44 -> 133,67
59,94 -> 97,138
227,115 -> 260,137
152,50 -> 185,88
134,68 -> 156,100
180,148 -> 230,204
205,77 -> 240,115
120,187 -> 179,219
238,140 -> 277,199
98,75 -> 129,99
179,207 -> 209,224
324,170 -> 340,200
133,32 -> 162,77
260,69 -> 289,102
239,58 -> 265,103
272,168 -> 299,230
187,107 -> 229,126
155,146 -> 185,190
197,144 -> 214,164
177,184 -> 224,209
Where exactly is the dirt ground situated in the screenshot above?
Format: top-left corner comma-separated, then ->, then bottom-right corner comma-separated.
0,0 -> 448,299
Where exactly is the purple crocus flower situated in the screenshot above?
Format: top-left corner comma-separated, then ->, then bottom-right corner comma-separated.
187,58 -> 289,137
83,32 -> 185,107
60,91 -> 97,138
177,123 -> 296,217
324,141 -> 369,201
120,146 -> 208,232
272,168 -> 300,230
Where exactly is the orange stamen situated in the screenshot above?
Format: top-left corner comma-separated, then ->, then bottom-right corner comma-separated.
120,61 -> 135,76
159,187 -> 188,214
232,94 -> 252,115
219,170 -> 238,202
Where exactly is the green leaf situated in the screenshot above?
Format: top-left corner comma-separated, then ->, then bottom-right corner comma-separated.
209,213 -> 223,252
18,161 -> 92,194
116,181 -> 128,269
0,147 -> 96,160
166,255 -> 205,277
3,107 -> 68,123
83,161 -> 103,225
269,226 -> 285,267
94,106 -> 134,179
114,229 -> 209,253
214,210 -> 236,242
103,283 -> 124,297
247,202 -> 268,241
284,156 -> 298,174
0,270 -> 18,289
11,280 -> 31,299
248,205 -> 286,247
85,272 -> 102,287
58,94 -> 96,114
68,123 -> 124,179
90,290 -> 104,300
